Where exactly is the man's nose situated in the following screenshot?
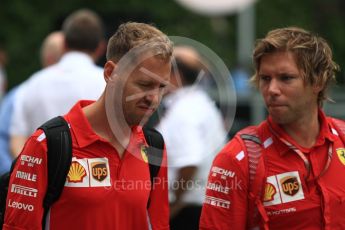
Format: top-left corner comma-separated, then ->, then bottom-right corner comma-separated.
144,88 -> 161,105
267,79 -> 281,96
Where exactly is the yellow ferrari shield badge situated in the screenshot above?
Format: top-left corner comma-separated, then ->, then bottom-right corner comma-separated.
336,148 -> 345,165
141,145 -> 148,163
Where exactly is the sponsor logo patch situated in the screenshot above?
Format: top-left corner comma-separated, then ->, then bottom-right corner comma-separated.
204,195 -> 230,209
206,182 -> 230,194
65,157 -> 111,188
263,182 -> 276,202
11,184 -> 38,197
140,146 -> 148,163
336,148 -> 345,166
37,133 -> 46,142
263,171 -> 304,207
280,176 -> 299,196
267,207 -> 297,216
7,199 -> 34,212
91,162 -> 108,182
20,155 -> 42,167
88,158 -> 111,187
15,171 -> 37,182
236,151 -> 245,161
67,161 -> 87,183
211,166 -> 235,180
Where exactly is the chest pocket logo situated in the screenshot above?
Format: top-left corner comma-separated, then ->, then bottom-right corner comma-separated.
263,182 -> 277,202
67,161 -> 87,183
65,157 -> 111,187
336,148 -> 345,166
91,162 -> 108,182
141,145 -> 148,163
280,176 -> 299,196
263,171 -> 304,207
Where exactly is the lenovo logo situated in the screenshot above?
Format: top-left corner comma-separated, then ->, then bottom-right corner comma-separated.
7,199 -> 34,212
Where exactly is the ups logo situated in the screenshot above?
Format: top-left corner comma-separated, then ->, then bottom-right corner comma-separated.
91,162 -> 108,182
280,176 -> 299,196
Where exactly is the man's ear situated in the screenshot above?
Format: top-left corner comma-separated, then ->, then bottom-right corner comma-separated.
312,82 -> 323,95
104,61 -> 117,83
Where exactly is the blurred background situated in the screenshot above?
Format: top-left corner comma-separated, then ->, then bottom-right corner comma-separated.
1,0 -> 344,135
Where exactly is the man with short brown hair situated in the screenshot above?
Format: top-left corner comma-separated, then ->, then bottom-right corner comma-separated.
200,26 -> 345,229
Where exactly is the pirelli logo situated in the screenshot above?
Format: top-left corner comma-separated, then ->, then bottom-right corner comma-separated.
204,195 -> 230,209
11,184 -> 38,197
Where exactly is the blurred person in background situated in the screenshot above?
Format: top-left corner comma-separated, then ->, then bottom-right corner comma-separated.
200,27 -> 345,229
9,9 -> 106,157
231,62 -> 250,96
0,31 -> 64,174
157,46 -> 226,230
40,31 -> 64,68
0,45 -> 8,99
0,44 -> 9,174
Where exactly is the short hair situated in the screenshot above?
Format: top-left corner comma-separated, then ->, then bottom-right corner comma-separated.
106,22 -> 173,63
251,27 -> 339,106
40,31 -> 64,67
62,9 -> 104,52
173,46 -> 204,86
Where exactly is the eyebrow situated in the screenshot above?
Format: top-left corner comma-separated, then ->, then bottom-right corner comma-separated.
139,67 -> 175,89
126,88 -> 159,102
258,71 -> 299,76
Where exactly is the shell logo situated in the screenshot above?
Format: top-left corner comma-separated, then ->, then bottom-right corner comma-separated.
67,161 -> 87,183
263,182 -> 276,202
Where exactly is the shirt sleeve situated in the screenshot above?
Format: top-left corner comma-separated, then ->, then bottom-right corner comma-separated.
9,84 -> 31,137
3,130 -> 48,230
147,146 -> 169,230
199,137 -> 249,230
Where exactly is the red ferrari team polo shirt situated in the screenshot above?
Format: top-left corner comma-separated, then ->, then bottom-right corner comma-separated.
4,100 -> 169,230
200,110 -> 345,230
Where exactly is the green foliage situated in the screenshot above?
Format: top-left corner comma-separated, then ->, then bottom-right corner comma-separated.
256,0 -> 344,83
1,0 -> 344,89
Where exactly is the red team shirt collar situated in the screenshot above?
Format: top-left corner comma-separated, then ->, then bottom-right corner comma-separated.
66,100 -> 146,149
267,109 -> 336,155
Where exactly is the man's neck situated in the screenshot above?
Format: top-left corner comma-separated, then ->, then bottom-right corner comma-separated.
281,109 -> 320,148
82,96 -> 130,158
